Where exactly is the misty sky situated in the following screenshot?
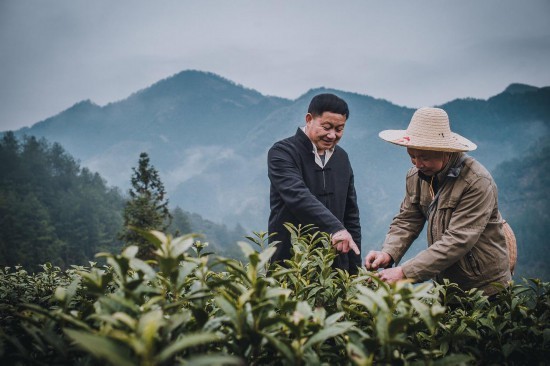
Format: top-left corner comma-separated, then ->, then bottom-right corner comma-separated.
1,0 -> 550,131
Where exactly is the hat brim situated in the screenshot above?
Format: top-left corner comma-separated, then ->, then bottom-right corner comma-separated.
379,129 -> 477,152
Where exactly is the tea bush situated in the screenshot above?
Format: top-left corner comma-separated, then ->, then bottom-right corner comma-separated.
1,226 -> 548,365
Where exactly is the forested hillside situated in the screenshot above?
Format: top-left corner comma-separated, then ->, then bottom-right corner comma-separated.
493,141 -> 550,280
0,133 -> 246,269
0,132 -> 125,268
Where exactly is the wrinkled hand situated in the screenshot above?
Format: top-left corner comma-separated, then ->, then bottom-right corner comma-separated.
331,230 -> 360,255
374,267 -> 405,284
364,250 -> 392,271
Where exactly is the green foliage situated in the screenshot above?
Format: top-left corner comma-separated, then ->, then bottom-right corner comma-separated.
1,226 -> 549,365
119,152 -> 172,260
0,133 -> 249,270
0,132 -> 125,270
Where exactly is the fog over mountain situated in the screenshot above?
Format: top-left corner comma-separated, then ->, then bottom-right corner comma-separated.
6,70 -> 550,257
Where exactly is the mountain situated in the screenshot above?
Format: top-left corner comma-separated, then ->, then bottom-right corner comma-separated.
492,142 -> 550,280
5,71 -> 550,271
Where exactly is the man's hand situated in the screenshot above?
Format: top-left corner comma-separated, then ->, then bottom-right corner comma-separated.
375,267 -> 405,284
364,250 -> 392,270
331,230 -> 360,255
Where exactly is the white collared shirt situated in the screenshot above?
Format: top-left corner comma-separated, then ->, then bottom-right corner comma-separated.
301,126 -> 334,168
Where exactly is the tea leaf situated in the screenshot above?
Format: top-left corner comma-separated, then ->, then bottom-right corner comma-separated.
64,328 -> 135,366
303,322 -> 355,349
156,332 -> 222,362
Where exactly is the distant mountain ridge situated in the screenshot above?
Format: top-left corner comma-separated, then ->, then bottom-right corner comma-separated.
19,71 -> 290,158
6,70 -> 550,261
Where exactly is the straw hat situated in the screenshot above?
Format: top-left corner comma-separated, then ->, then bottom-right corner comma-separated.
379,107 -> 477,152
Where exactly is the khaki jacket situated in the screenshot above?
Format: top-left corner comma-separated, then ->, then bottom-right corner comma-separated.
382,153 -> 511,295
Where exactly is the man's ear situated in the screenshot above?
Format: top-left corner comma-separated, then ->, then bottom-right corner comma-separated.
305,113 -> 314,123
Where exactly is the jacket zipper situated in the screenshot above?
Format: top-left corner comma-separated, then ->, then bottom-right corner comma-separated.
429,212 -> 436,245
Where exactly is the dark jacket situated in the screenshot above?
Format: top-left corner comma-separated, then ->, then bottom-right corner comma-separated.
268,128 -> 362,273
382,153 -> 511,295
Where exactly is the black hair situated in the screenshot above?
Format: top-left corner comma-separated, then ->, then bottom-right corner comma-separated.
307,93 -> 349,119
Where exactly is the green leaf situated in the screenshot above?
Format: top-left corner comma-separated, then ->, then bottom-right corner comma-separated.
55,287 -> 67,302
265,287 -> 292,299
60,276 -> 80,304
258,246 -> 277,268
171,235 -> 195,258
137,309 -> 164,348
123,245 -> 139,258
431,353 -> 474,365
130,227 -> 163,249
270,267 -> 299,278
156,332 -> 222,363
303,322 -> 354,349
129,257 -> 157,279
215,295 -> 239,322
346,342 -> 369,365
375,313 -> 389,342
411,298 -> 436,333
64,329 -> 135,366
56,312 -> 93,331
237,240 -> 256,257
178,354 -> 244,366
296,301 -> 313,318
112,312 -> 137,329
324,311 -> 345,325
355,284 -> 389,312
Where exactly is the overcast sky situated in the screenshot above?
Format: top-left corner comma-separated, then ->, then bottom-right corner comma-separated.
1,0 -> 549,131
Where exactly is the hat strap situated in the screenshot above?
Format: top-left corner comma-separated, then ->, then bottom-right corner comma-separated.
429,176 -> 435,200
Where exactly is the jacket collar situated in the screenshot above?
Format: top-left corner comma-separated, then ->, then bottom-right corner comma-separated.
296,127 -> 335,168
437,152 -> 466,182
296,127 -> 312,148
418,152 -> 466,184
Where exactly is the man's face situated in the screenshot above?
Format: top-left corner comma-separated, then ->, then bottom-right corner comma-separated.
305,111 -> 347,153
407,148 -> 450,177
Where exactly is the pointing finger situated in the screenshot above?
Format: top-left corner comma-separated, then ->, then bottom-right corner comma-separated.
349,240 -> 360,255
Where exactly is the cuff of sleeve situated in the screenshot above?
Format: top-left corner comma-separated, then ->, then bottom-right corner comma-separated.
381,247 -> 401,266
401,261 -> 420,282
333,229 -> 347,236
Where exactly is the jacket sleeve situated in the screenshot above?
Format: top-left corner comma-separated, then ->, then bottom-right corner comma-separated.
381,188 -> 426,265
344,169 -> 362,269
268,145 -> 345,235
401,176 -> 496,281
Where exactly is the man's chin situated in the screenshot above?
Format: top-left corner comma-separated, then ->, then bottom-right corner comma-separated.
420,170 -> 434,177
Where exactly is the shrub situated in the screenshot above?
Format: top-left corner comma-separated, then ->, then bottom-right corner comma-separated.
0,226 -> 548,365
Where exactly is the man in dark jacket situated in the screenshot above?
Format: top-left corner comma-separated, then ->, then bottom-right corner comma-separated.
268,93 -> 362,274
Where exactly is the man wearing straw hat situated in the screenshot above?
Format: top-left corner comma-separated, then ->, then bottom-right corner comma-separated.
365,107 -> 511,296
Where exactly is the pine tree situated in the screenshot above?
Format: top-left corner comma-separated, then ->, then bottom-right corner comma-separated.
119,152 -> 171,259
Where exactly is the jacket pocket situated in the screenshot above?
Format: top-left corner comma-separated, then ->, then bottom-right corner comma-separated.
430,198 -> 458,243
465,251 -> 482,277
438,197 -> 458,211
